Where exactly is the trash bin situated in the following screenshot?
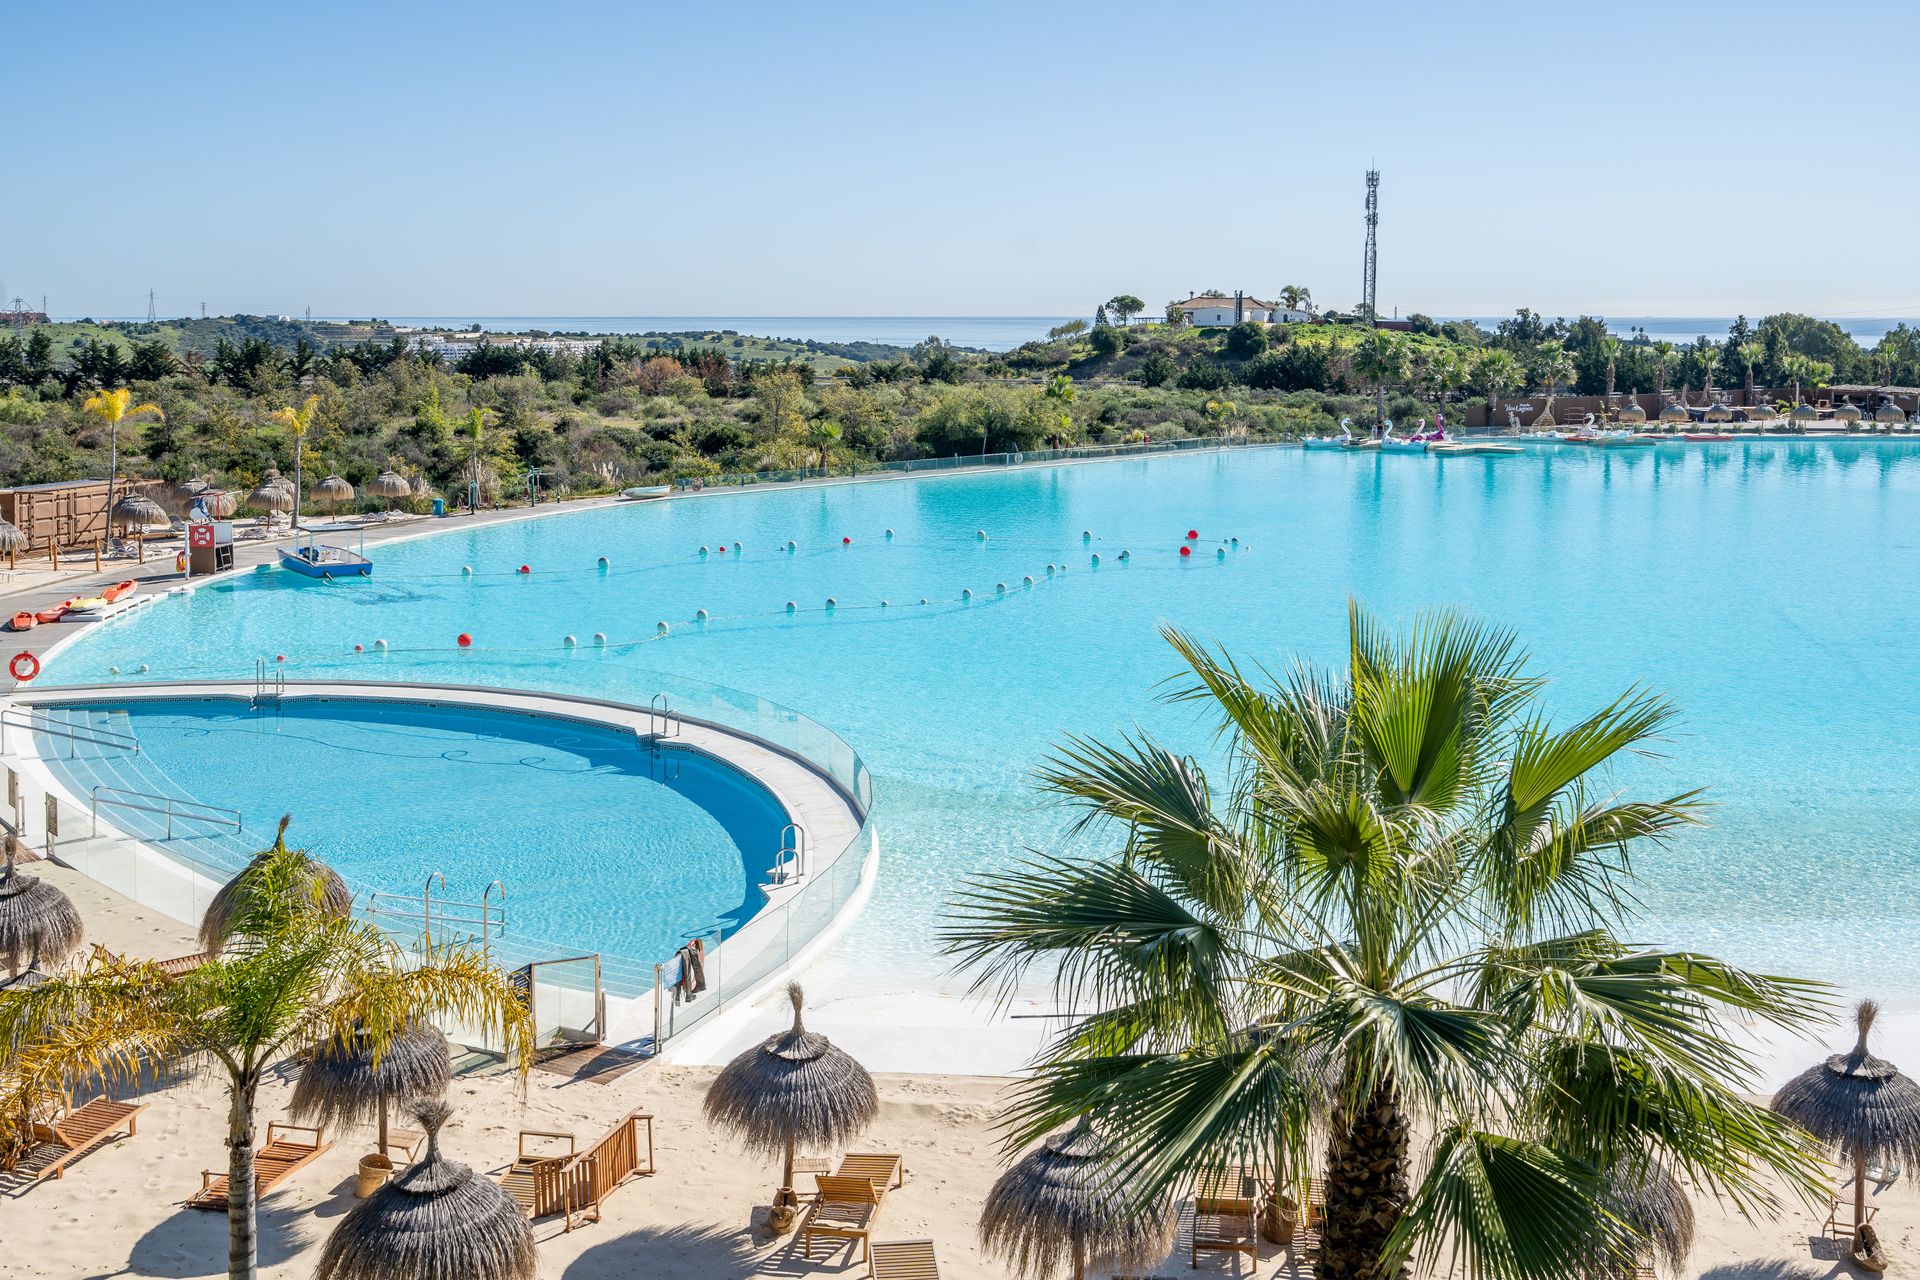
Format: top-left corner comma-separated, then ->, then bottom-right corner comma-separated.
431,498 -> 445,516
355,1152 -> 393,1197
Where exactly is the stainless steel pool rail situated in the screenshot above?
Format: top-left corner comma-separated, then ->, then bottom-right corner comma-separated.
252,659 -> 285,707
770,823 -> 808,883
89,785 -> 242,839
0,707 -> 140,758
367,871 -> 508,963
645,694 -> 681,739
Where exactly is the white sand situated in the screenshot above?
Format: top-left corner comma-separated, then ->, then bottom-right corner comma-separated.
6,862 -> 1913,1279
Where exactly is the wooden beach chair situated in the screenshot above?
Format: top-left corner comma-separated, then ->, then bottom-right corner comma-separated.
91,942 -> 209,980
23,1094 -> 148,1181
1193,1166 -> 1263,1275
557,1108 -> 654,1231
836,1150 -> 904,1200
800,1173 -> 882,1264
186,1122 -> 329,1208
497,1129 -> 575,1221
871,1239 -> 941,1280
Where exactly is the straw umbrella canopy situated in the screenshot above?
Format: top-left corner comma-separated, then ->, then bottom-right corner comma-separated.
247,481 -> 294,515
198,489 -> 238,518
109,493 -> 169,534
1875,401 -> 1907,424
1835,399 -> 1863,424
314,474 -> 356,514
1704,401 -> 1734,423
1603,1155 -> 1694,1276
981,1121 -> 1178,1280
0,845 -> 84,978
0,963 -> 49,991
704,983 -> 877,1231
1772,1000 -> 1920,1246
0,518 -> 25,567
1615,394 -> 1647,424
314,1101 -> 536,1280
367,471 -> 411,517
1791,402 -> 1819,425
199,815 -> 353,953
1658,401 -> 1689,425
167,477 -> 211,510
293,1020 -> 452,1159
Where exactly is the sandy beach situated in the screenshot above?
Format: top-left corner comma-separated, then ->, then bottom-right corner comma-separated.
3,861 -> 1910,1280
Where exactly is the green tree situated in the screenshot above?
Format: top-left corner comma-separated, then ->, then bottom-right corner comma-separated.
1136,352 -> 1178,388
1090,325 -> 1123,358
1225,321 -> 1269,360
1106,295 -> 1145,326
945,608 -> 1826,1280
1596,335 -> 1621,403
266,394 -> 321,528
1651,341 -> 1676,404
0,826 -> 535,1280
1736,341 -> 1764,405
1279,285 -> 1313,315
1352,330 -> 1409,423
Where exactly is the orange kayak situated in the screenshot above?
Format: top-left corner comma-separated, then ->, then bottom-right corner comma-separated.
103,579 -> 137,603
8,612 -> 34,632
34,601 -> 71,624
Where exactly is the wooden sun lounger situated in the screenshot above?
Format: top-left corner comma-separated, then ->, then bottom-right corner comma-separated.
25,1095 -> 148,1181
801,1173 -> 882,1264
186,1123 -> 329,1209
380,1125 -> 427,1164
837,1151 -> 904,1200
91,942 -> 209,980
871,1239 -> 940,1280
556,1108 -> 654,1231
498,1130 -> 575,1221
1193,1166 -> 1263,1274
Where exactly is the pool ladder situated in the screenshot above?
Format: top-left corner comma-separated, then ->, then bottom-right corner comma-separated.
251,659 -> 285,708
367,873 -> 508,964
645,694 -> 681,739
769,823 -> 808,885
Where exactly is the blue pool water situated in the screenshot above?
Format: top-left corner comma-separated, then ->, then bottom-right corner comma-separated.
35,698 -> 788,971
43,441 -> 1920,1002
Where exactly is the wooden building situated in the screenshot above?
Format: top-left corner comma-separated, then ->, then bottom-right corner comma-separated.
0,479 -> 111,554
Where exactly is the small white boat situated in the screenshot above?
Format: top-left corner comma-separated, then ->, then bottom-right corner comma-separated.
618,485 -> 673,501
1379,423 -> 1428,454
280,528 -> 372,579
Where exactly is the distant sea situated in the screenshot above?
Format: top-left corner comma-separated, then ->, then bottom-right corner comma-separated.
369,316 -> 1079,353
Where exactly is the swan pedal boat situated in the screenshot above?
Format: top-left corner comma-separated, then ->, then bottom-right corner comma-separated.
617,484 -> 673,500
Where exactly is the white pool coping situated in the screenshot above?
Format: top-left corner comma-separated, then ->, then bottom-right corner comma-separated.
2,678 -> 876,1053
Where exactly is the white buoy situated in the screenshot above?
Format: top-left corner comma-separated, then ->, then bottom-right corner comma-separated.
593,632 -> 607,647
732,543 -> 742,553
880,600 -> 889,608
962,588 -> 973,600
1217,547 -> 1227,559
564,635 -> 577,647
1022,575 -> 1034,587
786,601 -> 797,612
826,597 -> 837,609
884,528 -> 895,539
695,609 -> 710,622
1091,554 -> 1100,565
108,666 -> 120,676
597,556 -> 610,569
919,597 -> 929,605
786,541 -> 796,552
1083,530 -> 1091,541
1046,564 -> 1055,574
1230,537 -> 1239,547
461,565 -> 473,576
699,546 -> 709,556
1119,550 -> 1131,561
656,622 -> 669,636
374,638 -> 389,651
996,582 -> 1007,593
137,663 -> 150,674
976,530 -> 988,541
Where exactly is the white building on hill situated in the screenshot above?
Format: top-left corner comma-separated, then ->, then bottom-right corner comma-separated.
1172,292 -> 1311,326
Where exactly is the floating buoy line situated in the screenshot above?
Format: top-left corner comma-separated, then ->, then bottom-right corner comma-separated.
90,527 -> 1250,678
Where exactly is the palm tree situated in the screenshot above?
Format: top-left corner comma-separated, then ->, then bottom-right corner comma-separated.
805,418 -> 842,472
1597,335 -> 1621,405
1537,341 -> 1575,423
267,394 -> 320,529
1736,341 -> 1765,406
1280,285 -> 1313,316
1651,341 -> 1677,404
80,387 -> 164,528
463,406 -> 493,513
1351,330 -> 1408,426
1474,349 -> 1520,410
1697,348 -> 1721,405
945,607 -> 1827,1280
0,835 -> 534,1280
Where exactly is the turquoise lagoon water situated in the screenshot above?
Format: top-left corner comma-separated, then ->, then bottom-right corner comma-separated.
40,441 -> 1920,1001
34,698 -> 788,976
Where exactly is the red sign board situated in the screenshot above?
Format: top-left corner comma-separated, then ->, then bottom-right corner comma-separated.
188,524 -> 215,548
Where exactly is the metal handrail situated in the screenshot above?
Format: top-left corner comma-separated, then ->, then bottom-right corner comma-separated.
1,708 -> 140,757
646,694 -> 680,738
90,785 -> 242,839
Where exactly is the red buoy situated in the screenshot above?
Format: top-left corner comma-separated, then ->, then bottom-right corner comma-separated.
518,564 -> 531,574
353,644 -> 364,653
717,545 -> 727,553
842,536 -> 852,545
1179,546 -> 1192,558
457,633 -> 472,648
1186,529 -> 1199,540
275,654 -> 286,662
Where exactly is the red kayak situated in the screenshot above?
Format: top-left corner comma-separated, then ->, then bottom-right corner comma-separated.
35,599 -> 75,624
103,579 -> 137,603
8,612 -> 34,632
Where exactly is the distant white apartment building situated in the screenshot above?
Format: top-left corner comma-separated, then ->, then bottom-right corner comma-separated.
1172,292 -> 1311,326
407,333 -> 600,361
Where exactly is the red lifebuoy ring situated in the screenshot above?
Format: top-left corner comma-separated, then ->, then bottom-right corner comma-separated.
10,651 -> 39,682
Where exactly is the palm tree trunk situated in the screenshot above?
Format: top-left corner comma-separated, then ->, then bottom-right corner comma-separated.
1320,1080 -> 1411,1280
226,1073 -> 260,1280
291,448 -> 302,531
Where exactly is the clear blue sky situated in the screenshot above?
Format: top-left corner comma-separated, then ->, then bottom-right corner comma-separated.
6,0 -> 1917,320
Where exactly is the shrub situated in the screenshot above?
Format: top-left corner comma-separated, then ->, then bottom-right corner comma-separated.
1224,321 -> 1269,359
1177,360 -> 1231,391
1136,352 -> 1178,388
1090,326 -> 1123,357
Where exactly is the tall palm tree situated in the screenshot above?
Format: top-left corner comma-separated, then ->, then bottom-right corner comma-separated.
1537,341 -> 1576,423
1736,341 -> 1765,406
1697,348 -> 1721,404
945,607 -> 1827,1280
267,394 -> 320,529
0,838 -> 534,1280
80,387 -> 164,528
1651,341 -> 1676,404
1474,349 -> 1520,411
1352,331 -> 1409,426
1597,335 -> 1621,405
463,406 -> 493,513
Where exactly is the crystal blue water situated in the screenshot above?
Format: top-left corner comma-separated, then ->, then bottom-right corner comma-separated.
34,698 -> 788,968
43,441 -> 1920,1002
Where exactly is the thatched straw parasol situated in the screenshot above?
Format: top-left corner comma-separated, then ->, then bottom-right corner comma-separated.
0,518 -> 25,569
1772,1000 -> 1920,1255
704,983 -> 877,1232
1791,402 -> 1819,424
0,844 -> 84,978
199,489 -> 238,518
167,477 -> 211,511
315,475 -> 356,514
1615,394 -> 1647,424
199,815 -> 353,953
1834,399 -> 1862,424
981,1121 -> 1178,1280
1876,401 -> 1907,425
293,1020 -> 452,1159
0,963 -> 49,990
1658,401 -> 1689,425
1704,401 -> 1733,423
367,471 -> 411,517
314,1101 -> 536,1280
1605,1155 -> 1694,1275
109,493 -> 170,534
247,481 -> 294,515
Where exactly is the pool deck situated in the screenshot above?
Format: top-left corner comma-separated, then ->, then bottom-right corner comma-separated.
1,678 -> 875,1053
